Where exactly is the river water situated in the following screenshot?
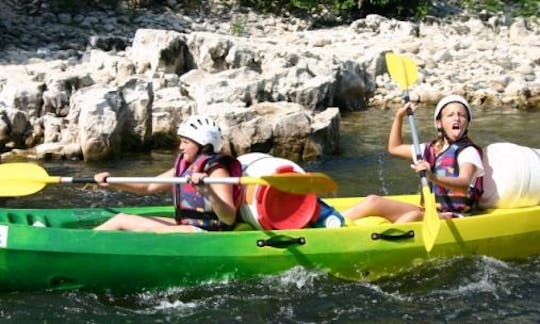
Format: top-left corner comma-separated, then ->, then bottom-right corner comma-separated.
1,107 -> 539,322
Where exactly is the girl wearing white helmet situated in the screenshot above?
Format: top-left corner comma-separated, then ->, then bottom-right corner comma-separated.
343,95 -> 484,223
93,115 -> 242,232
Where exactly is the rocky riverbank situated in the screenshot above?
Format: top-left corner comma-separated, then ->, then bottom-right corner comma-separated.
0,1 -> 539,162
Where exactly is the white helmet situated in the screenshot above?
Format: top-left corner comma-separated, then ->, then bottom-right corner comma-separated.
177,115 -> 223,152
434,95 -> 472,126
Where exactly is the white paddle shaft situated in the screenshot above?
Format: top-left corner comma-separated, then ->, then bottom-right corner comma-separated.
59,176 -> 243,185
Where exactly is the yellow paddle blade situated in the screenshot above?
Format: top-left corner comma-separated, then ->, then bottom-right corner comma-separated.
385,53 -> 418,90
421,186 -> 440,252
241,172 -> 337,195
0,163 -> 58,197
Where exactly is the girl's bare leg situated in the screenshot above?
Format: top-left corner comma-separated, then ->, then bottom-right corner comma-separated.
342,195 -> 423,223
94,213 -> 202,232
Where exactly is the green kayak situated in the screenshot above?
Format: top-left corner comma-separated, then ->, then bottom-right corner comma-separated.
0,195 -> 539,292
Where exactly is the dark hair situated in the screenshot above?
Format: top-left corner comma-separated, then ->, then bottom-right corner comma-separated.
199,144 -> 215,154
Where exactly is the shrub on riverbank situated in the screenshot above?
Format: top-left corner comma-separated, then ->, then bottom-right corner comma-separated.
24,0 -> 540,20
244,0 -> 539,19
461,0 -> 539,17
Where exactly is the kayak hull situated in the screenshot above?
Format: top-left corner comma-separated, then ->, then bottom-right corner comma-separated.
0,195 -> 539,292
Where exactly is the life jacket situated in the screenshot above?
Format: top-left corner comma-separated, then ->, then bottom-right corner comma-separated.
172,153 -> 243,231
422,137 -> 484,214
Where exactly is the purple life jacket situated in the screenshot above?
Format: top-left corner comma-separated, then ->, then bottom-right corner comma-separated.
172,153 -> 243,231
422,137 -> 483,214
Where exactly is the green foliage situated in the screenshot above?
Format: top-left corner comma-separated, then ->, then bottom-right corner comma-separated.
519,1 -> 540,16
415,1 -> 432,18
241,0 -> 539,19
357,0 -> 433,20
230,16 -> 246,36
241,0 -> 356,15
290,0 -> 317,10
506,0 -> 539,17
45,0 -> 540,20
334,0 -> 357,12
461,0 -> 540,17
461,0 -> 502,12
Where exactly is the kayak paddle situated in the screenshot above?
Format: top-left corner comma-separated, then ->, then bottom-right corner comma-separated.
384,52 -> 418,101
0,162 -> 337,197
385,52 -> 440,253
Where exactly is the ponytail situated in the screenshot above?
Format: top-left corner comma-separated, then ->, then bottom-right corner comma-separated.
434,130 -> 445,156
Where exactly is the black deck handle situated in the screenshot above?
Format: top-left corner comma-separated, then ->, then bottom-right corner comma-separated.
371,230 -> 415,241
257,235 -> 306,248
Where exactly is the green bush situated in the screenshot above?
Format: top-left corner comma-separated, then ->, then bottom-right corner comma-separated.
239,0 -> 429,19
45,0 -> 540,19
290,0 -> 356,12
357,0 -> 432,20
461,0 -> 539,17
230,16 -> 246,36
285,0 -> 539,19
